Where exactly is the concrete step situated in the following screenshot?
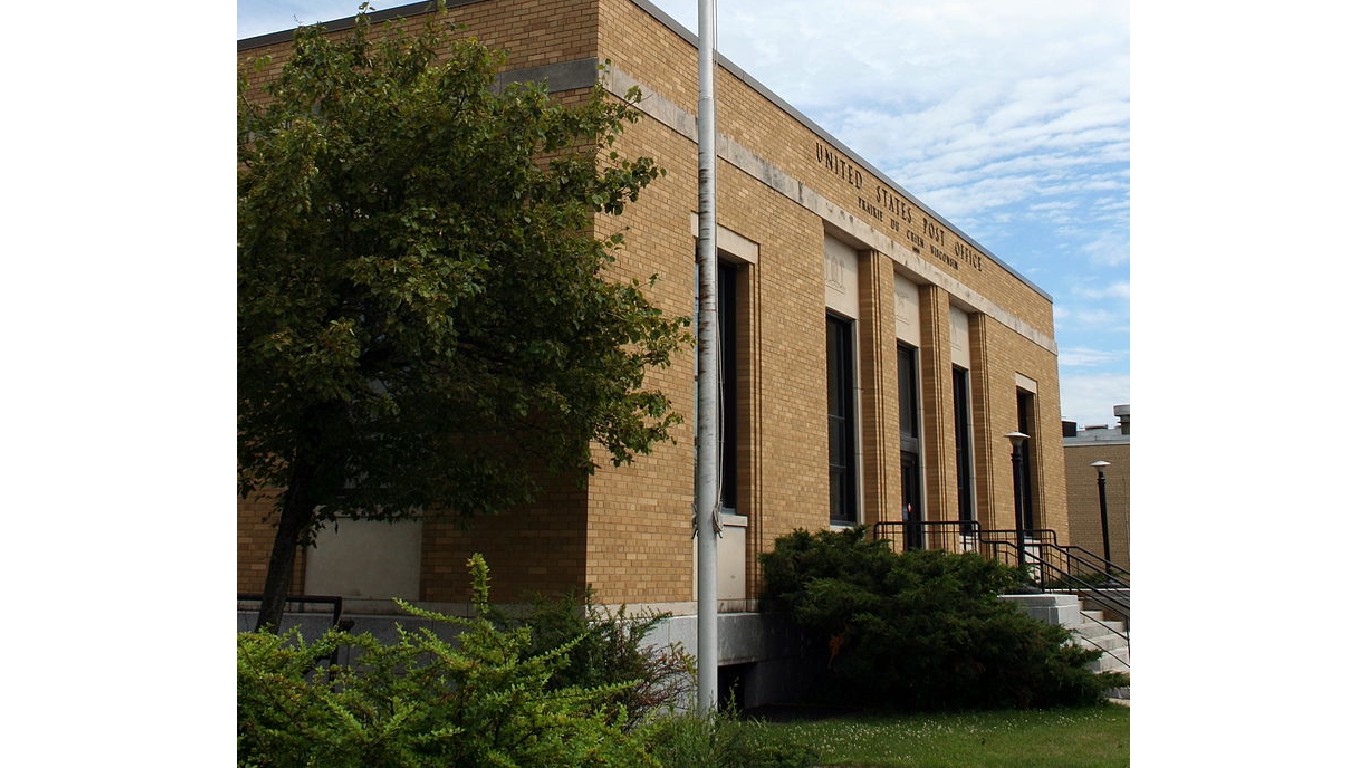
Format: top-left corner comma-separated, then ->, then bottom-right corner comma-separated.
1002,593 -> 1130,682
1073,633 -> 1126,655
1073,620 -> 1126,642
1080,600 -> 1130,631
1084,645 -> 1129,670
1071,617 -> 1129,672
1080,609 -> 1126,631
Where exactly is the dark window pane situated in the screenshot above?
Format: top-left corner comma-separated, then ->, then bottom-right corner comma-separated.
953,365 -> 973,521
827,315 -> 856,523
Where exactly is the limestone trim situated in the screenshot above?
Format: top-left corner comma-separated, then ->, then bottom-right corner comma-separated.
598,64 -> 1059,357
239,11 -> 1056,356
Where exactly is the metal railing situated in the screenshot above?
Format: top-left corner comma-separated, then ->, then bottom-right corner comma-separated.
869,520 -> 1058,559
868,521 -> 1130,648
870,519 -> 983,554
237,594 -> 347,626
237,594 -> 355,666
978,537 -> 1129,630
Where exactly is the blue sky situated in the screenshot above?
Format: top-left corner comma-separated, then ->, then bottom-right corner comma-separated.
238,0 -> 1130,429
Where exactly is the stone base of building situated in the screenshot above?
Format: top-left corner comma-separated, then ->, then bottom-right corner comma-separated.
236,608 -> 815,709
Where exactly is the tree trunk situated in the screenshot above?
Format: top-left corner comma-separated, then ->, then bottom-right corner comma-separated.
255,456 -> 320,632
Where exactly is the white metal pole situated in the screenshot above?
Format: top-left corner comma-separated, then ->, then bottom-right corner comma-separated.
695,0 -> 720,714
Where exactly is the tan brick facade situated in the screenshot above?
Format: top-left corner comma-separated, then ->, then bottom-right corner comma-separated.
237,489 -> 305,595
238,0 -> 1070,612
1064,438 -> 1130,572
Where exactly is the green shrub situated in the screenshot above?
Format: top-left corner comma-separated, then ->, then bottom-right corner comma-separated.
238,555 -> 657,768
761,527 -> 1127,711
512,589 -> 695,727
642,710 -> 819,768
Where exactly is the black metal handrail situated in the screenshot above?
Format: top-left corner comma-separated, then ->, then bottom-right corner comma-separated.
977,538 -> 1129,670
976,527 -> 1058,549
1056,545 -> 1130,586
981,539 -> 1129,630
867,522 -> 1129,651
237,594 -> 346,627
870,520 -> 983,553
238,594 -> 354,667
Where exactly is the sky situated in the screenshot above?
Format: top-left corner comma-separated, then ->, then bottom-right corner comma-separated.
238,0 -> 1130,429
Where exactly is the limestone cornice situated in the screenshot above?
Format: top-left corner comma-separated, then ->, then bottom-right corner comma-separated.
599,63 -> 1058,356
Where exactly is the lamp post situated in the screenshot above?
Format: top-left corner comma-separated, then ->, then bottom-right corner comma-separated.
1004,432 -> 1030,574
1089,460 -> 1113,573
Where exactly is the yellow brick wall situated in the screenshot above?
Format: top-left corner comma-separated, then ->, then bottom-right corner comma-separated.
237,0 -> 1071,609
581,107 -> 835,604
859,251 -> 901,527
966,318 -> 1069,539
1064,442 -> 1130,571
420,481 -> 590,604
916,284 -> 957,522
238,1 -> 601,96
584,0 -> 1068,604
237,490 -> 306,595
600,0 -> 1055,336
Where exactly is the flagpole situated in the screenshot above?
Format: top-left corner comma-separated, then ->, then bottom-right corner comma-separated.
695,0 -> 720,714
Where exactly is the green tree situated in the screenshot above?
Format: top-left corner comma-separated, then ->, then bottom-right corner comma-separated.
238,3 -> 688,631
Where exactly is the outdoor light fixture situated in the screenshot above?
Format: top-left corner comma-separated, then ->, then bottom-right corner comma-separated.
1004,432 -> 1030,575
1090,460 -> 1113,572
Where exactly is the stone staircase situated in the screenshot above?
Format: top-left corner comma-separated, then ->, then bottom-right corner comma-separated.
999,593 -> 1130,701
1071,608 -> 1129,701
1073,608 -> 1128,668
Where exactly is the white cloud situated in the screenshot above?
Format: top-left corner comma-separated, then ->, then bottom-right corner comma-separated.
1060,372 -> 1130,428
1079,228 -> 1130,268
1075,281 -> 1130,301
1059,347 -> 1123,368
1057,306 -> 1127,333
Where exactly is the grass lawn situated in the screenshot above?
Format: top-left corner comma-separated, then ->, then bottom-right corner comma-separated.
751,704 -> 1130,768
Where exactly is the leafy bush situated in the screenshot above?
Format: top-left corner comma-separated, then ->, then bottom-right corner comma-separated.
512,589 -> 695,727
642,710 -> 819,768
761,527 -> 1127,711
238,555 -> 657,767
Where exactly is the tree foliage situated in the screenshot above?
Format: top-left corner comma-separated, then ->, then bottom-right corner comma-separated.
237,3 -> 688,629
761,528 -> 1126,711
237,555 -> 658,768
237,556 -> 818,768
511,590 -> 695,728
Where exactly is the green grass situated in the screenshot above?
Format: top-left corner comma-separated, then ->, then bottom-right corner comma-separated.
750,704 -> 1130,768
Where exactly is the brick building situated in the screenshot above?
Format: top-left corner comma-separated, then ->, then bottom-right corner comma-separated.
1063,405 -> 1131,572
238,0 -> 1071,695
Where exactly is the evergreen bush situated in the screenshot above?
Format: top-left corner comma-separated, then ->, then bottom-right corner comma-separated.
761,527 -> 1128,711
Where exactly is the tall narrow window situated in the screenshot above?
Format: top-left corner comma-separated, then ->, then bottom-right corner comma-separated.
1016,388 -> 1037,530
827,314 -> 857,523
719,261 -> 738,512
952,365 -> 973,522
697,259 -> 741,514
897,345 -> 921,447
897,344 -> 923,547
